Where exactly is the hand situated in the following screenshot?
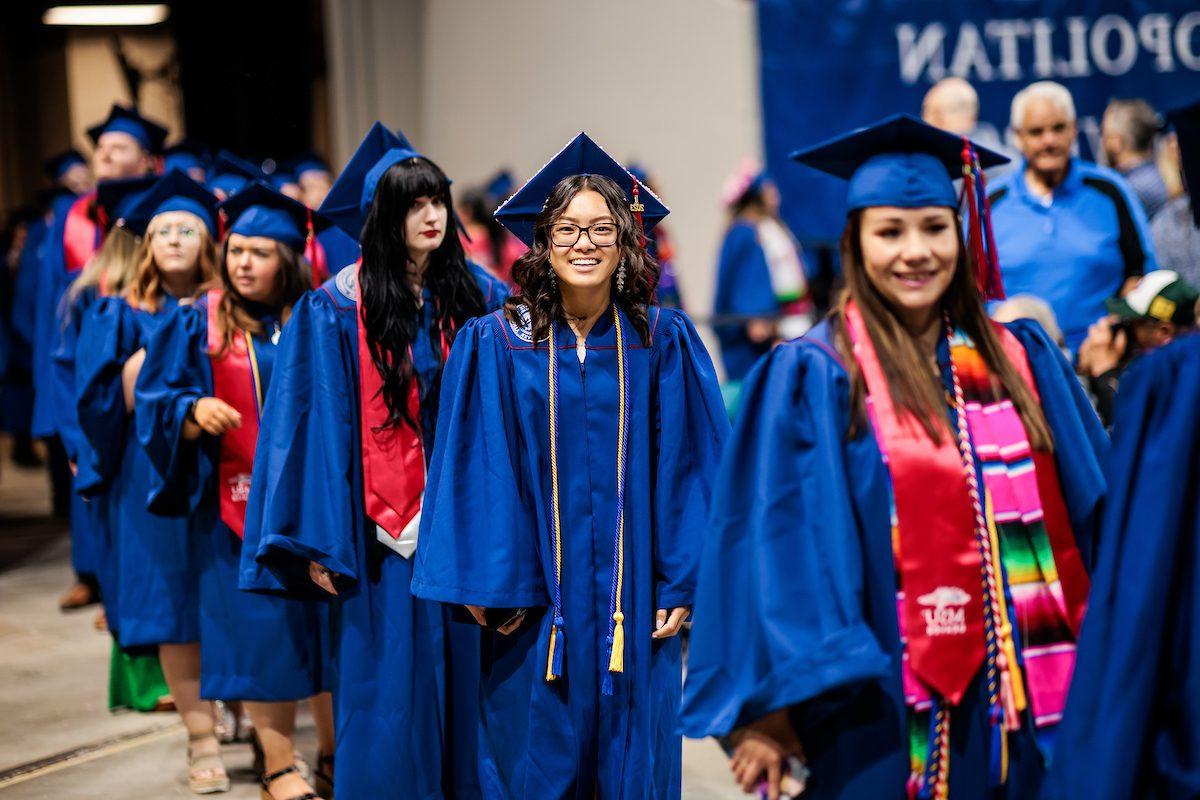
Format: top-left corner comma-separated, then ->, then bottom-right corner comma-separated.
1077,317 -> 1126,378
463,605 -> 525,635
308,561 -> 338,596
730,710 -> 804,800
651,607 -> 690,639
192,397 -> 242,436
68,460 -> 78,477
746,318 -> 778,345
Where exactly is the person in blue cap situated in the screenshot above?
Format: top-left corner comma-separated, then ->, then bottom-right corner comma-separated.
134,178 -> 337,800
1043,97 -> 1200,800
283,151 -> 363,277
34,103 -> 166,611
240,121 -> 507,800
286,151 -> 334,210
681,114 -> 1109,800
164,139 -> 213,183
207,150 -> 265,200
71,169 -> 229,790
45,149 -> 94,197
410,132 -> 728,799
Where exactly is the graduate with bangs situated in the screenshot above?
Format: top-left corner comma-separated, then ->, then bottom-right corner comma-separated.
74,170 -> 226,791
135,181 -> 335,800
412,133 -> 728,799
682,116 -> 1108,800
241,122 -> 508,799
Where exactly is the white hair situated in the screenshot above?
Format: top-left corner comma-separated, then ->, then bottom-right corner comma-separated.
1010,81 -> 1076,132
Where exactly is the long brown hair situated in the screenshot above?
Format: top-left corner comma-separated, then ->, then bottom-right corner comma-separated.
832,209 -> 1053,451
124,220 -> 218,312
210,237 -> 311,355
505,174 -> 658,345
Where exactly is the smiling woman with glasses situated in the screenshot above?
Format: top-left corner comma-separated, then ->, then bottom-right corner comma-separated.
411,133 -> 729,799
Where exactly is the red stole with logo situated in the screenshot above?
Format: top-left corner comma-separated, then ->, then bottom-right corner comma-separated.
206,289 -> 262,539
63,193 -> 102,273
354,265 -> 448,543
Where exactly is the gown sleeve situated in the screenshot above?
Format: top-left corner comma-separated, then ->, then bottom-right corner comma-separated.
681,340 -> 892,738
50,293 -> 89,464
73,297 -> 138,495
1043,337 -> 1200,800
133,303 -> 213,516
1006,318 -> 1109,568
650,308 -> 730,610
412,313 -> 547,608
242,292 -> 359,596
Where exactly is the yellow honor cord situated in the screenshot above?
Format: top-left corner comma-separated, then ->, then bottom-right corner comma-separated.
243,330 -> 264,410
546,322 -> 564,682
608,306 -> 627,675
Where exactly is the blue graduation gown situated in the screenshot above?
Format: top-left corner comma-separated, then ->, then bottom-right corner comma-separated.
242,264 -> 509,799
712,221 -> 778,382
1044,333 -> 1200,800
1,216 -> 44,435
50,288 -> 105,581
75,295 -> 199,648
135,295 -> 330,701
681,319 -> 1108,799
412,305 -> 729,799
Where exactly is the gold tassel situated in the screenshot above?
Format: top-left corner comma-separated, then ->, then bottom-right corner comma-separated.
546,625 -> 559,682
608,612 -> 625,673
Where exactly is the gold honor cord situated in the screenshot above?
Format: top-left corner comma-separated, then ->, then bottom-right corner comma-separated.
243,330 -> 265,413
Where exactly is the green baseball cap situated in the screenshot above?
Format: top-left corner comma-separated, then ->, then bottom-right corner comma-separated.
1106,270 -> 1200,326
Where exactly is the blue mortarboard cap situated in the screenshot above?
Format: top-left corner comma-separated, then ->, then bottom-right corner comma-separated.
207,150 -> 265,197
319,121 -> 421,239
791,113 -> 1009,212
1167,99 -> 1200,228
164,139 -> 212,175
287,151 -> 332,178
495,133 -> 669,248
125,169 -> 218,236
44,149 -> 87,180
270,171 -> 299,192
86,104 -> 169,154
221,180 -> 327,252
484,169 -> 515,201
95,175 -> 157,229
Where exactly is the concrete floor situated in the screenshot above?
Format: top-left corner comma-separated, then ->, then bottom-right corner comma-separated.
0,448 -> 742,799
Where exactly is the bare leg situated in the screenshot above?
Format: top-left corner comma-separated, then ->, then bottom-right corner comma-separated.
245,700 -> 316,798
160,643 -> 227,791
310,692 -> 335,792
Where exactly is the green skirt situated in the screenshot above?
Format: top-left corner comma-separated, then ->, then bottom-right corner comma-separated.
108,640 -> 169,712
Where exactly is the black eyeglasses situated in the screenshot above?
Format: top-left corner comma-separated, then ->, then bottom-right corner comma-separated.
550,222 -> 619,248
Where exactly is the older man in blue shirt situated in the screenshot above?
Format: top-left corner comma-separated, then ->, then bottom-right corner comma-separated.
989,81 -> 1157,352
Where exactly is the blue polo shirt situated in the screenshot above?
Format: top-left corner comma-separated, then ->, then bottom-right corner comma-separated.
989,158 -> 1157,351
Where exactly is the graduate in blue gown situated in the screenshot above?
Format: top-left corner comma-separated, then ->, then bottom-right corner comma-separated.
136,180 -> 335,800
682,116 -> 1109,800
242,122 -> 507,800
412,133 -> 729,799
74,170 -> 231,792
37,106 -> 165,609
1044,99 -> 1200,800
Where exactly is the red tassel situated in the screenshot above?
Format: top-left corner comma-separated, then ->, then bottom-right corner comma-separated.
961,138 -> 988,299
975,164 -> 1007,301
218,209 -> 227,242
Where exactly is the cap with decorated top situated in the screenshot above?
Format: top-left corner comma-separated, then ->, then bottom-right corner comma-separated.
124,169 -> 219,237
318,121 -> 422,240
96,175 -> 157,231
494,133 -> 669,248
86,104 -> 169,154
220,180 -> 329,252
1106,270 -> 1199,326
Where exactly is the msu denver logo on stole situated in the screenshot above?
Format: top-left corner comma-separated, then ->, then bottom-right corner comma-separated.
229,473 -> 252,503
918,586 -> 971,637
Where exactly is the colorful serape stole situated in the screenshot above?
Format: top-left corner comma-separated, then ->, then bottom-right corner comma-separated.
894,331 -> 1079,799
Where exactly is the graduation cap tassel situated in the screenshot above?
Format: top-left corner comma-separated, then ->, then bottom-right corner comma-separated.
218,209 -> 227,242
960,139 -> 989,300
974,157 -> 1007,302
630,176 -> 646,250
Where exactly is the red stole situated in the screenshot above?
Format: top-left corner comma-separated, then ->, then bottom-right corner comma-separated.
846,301 -> 1088,705
206,289 -> 262,539
355,264 -> 448,542
63,193 -> 101,273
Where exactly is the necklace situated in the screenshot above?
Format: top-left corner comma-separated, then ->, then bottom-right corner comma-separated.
545,305 -> 630,695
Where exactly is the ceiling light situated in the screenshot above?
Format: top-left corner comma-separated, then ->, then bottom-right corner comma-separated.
43,5 -> 170,27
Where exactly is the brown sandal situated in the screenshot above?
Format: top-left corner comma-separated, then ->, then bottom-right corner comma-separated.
260,764 -> 322,800
314,752 -> 334,799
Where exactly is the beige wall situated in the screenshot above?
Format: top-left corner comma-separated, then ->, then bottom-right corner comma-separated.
325,0 -> 761,317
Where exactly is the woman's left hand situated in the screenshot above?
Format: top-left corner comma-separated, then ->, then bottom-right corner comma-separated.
651,607 -> 690,639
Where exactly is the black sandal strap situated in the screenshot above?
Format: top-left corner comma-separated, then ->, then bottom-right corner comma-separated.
261,764 -> 299,787
317,752 -> 334,767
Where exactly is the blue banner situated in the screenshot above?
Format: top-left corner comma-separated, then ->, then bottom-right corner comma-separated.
760,0 -> 1200,244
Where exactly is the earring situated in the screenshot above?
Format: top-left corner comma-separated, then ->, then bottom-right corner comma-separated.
548,264 -> 557,288
617,260 -> 626,293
